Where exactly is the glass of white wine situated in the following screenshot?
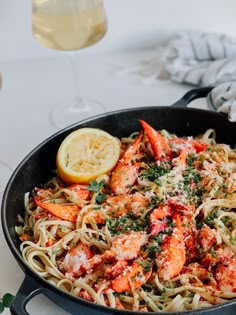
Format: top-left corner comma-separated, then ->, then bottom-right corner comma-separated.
32,0 -> 108,129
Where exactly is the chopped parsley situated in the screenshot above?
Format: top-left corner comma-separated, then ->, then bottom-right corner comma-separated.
146,244 -> 161,257
205,211 -> 217,226
150,195 -> 160,208
96,193 -> 107,204
178,166 -> 203,205
87,180 -> 106,192
143,162 -> 172,186
186,154 -> 195,167
106,211 -> 148,235
145,234 -> 164,258
137,260 -> 152,273
52,249 -> 60,255
210,247 -> 217,258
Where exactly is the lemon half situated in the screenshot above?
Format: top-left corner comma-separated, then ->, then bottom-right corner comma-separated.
56,128 -> 121,184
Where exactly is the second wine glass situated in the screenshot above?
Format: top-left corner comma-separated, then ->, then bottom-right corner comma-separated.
32,0 -> 108,129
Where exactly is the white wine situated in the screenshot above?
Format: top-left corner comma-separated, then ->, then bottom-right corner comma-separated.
32,0 -> 107,51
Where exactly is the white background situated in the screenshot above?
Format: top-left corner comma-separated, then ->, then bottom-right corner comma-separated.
0,0 -> 236,61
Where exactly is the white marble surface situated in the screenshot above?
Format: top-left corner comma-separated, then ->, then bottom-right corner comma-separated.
0,50 -> 208,314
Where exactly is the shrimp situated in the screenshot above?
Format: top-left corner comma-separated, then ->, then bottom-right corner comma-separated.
165,197 -> 197,261
60,232 -> 148,279
150,198 -> 196,256
170,137 -> 208,169
63,184 -> 91,201
59,242 -> 102,277
111,260 -> 152,293
104,260 -> 129,280
104,232 -> 148,283
149,203 -> 172,236
107,233 -> 151,292
149,201 -> 187,280
215,258 -> 236,292
156,213 -> 186,280
110,131 -> 143,195
170,138 -> 208,154
106,231 -> 148,261
85,192 -> 147,225
201,246 -> 235,267
111,120 -> 175,194
105,192 -> 147,216
172,149 -> 189,169
198,224 -> 217,252
182,263 -> 217,287
34,188 -> 54,201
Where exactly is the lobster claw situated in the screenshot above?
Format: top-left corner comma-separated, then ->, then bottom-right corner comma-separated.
139,120 -> 172,161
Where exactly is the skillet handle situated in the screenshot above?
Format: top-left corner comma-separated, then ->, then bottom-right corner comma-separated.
10,275 -> 47,315
172,86 -> 214,107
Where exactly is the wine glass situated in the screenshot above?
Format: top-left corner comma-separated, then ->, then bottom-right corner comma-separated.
32,0 -> 108,130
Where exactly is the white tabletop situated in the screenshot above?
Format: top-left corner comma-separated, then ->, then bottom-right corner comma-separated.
0,50 -> 207,314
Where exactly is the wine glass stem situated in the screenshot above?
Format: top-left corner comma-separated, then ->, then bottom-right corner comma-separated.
67,52 -> 85,108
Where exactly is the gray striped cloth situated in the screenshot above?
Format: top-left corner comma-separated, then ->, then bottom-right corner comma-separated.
207,82 -> 236,122
116,31 -> 236,121
165,32 -> 236,86
164,32 -> 236,122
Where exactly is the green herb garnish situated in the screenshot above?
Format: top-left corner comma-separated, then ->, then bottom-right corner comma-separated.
87,180 -> 106,192
96,193 -> 107,204
0,293 -> 14,313
210,247 -> 217,258
137,260 -> 152,273
144,162 -> 172,186
106,211 -> 148,235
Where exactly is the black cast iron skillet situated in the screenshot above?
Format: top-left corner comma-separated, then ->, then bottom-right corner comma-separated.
2,86 -> 236,315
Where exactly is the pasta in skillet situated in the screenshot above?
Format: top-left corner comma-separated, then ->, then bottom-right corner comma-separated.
16,120 -> 236,312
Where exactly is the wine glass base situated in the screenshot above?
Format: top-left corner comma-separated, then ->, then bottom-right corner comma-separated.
49,98 -> 107,130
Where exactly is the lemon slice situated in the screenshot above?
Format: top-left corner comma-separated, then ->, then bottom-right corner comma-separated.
56,128 -> 121,184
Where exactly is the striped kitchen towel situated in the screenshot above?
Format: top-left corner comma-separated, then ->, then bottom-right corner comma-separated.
165,31 -> 236,86
116,31 -> 236,121
116,31 -> 236,87
207,82 -> 236,122
155,31 -> 236,121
